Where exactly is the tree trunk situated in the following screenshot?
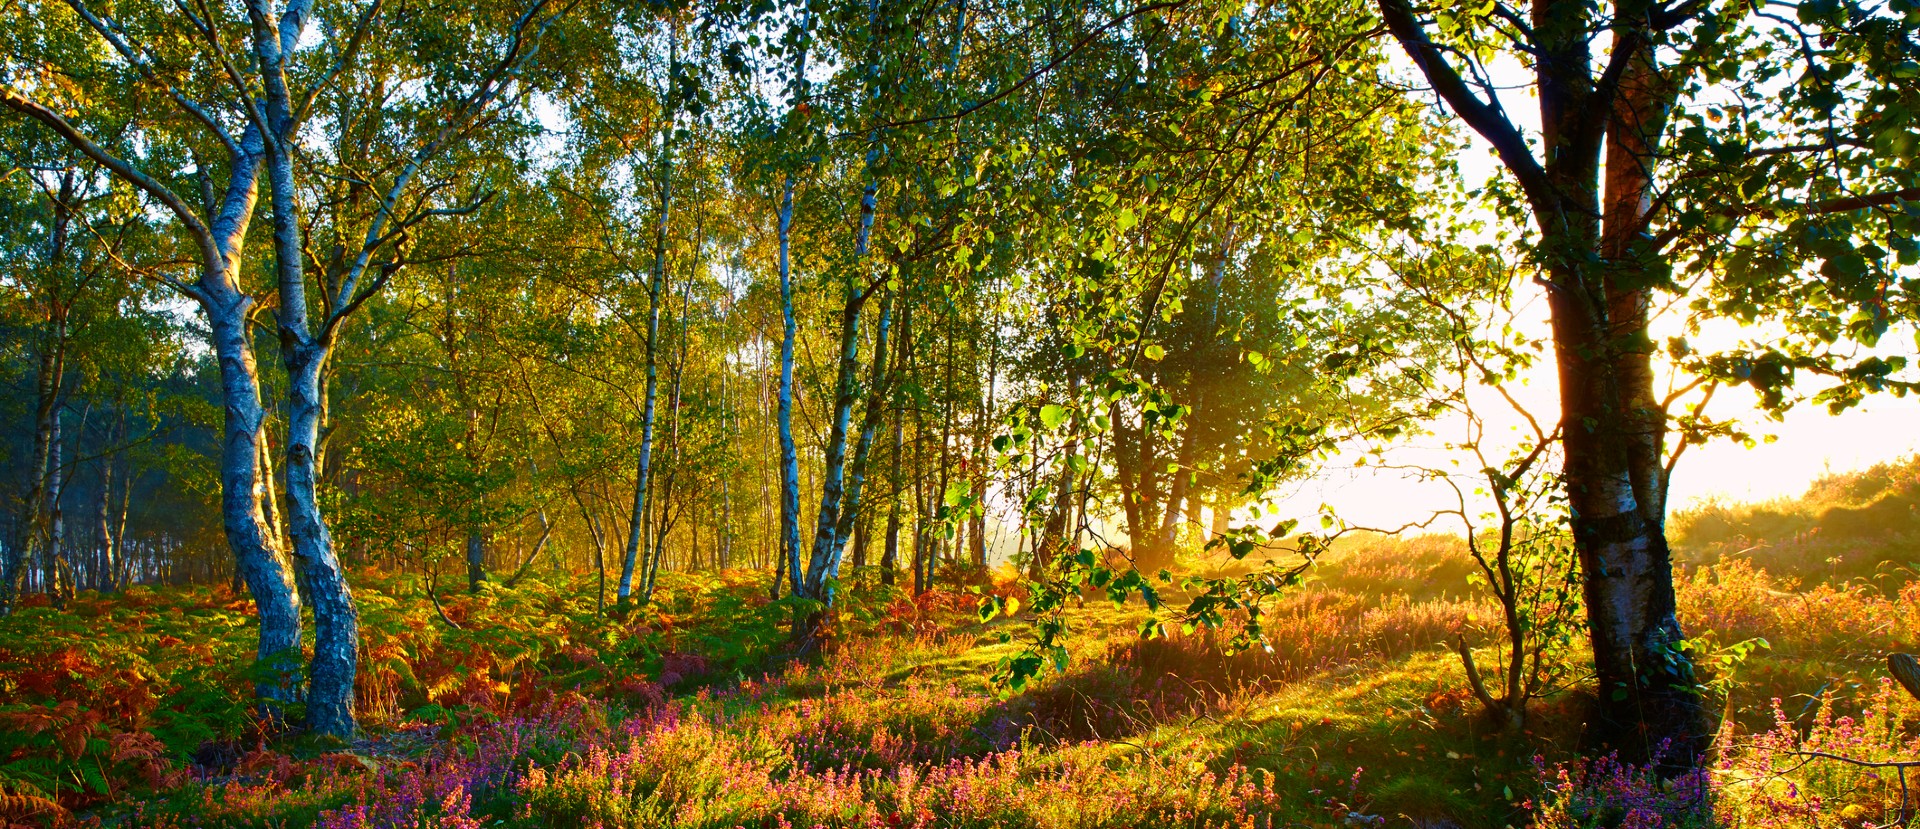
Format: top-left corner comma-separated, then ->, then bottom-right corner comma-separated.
205,293 -> 305,712
911,383 -> 931,595
1529,11 -> 1698,764
801,141 -> 886,609
882,399 -> 904,587
466,529 -> 487,593
852,508 -> 871,571
263,63 -> 357,735
1113,405 -> 1171,573
969,327 -> 998,569
283,343 -> 358,739
1365,0 -> 1700,759
95,410 -> 120,593
111,441 -> 130,590
2,47 -> 317,722
644,266 -> 694,601
1150,432 -> 1198,568
2,309 -> 65,614
714,360 -> 731,574
573,489 -> 608,612
503,510 -> 553,588
1035,422 -> 1078,580
803,291 -> 866,602
776,175 -> 805,599
758,338 -> 774,580
819,289 -> 893,597
621,140 -> 674,607
45,401 -> 65,607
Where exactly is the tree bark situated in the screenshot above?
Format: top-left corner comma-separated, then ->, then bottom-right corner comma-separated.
819,288 -> 893,598
3,307 -> 65,614
95,409 -> 121,593
621,129 -> 675,607
1151,431 -> 1198,566
1035,376 -> 1080,580
206,290 -> 306,713
801,130 -> 886,606
643,262 -> 695,600
804,292 -> 866,601
45,399 -> 66,607
882,390 -> 904,587
261,35 -> 358,735
968,330 -> 998,569
466,530 -> 487,593
776,175 -> 804,600
1377,0 -> 1702,764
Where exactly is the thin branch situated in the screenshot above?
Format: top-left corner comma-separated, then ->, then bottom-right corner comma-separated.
1376,0 -> 1553,209
839,0 -> 1195,137
59,0 -> 243,156
0,88 -> 219,267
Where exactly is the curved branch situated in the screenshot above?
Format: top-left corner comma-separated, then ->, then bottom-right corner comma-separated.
1376,0 -> 1553,208
0,88 -> 219,268
59,0 -> 243,156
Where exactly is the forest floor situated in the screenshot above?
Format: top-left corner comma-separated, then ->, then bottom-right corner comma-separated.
8,460 -> 1920,827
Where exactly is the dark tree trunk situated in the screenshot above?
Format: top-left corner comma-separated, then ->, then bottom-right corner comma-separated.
881,402 -> 903,588
466,530 -> 486,593
1377,0 -> 1704,766
3,309 -> 65,614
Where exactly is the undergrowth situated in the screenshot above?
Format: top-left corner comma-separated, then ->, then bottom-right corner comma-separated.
6,461 -> 1920,828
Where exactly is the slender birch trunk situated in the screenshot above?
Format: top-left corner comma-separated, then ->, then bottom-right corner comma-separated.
799,218 -> 876,602
44,402 -> 64,606
776,175 -> 804,599
881,377 -> 904,588
643,251 -> 695,600
3,310 -> 65,614
810,287 -> 892,603
621,102 -> 676,607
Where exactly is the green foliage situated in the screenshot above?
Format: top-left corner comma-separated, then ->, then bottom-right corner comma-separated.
0,587 -> 254,811
0,570 -> 809,815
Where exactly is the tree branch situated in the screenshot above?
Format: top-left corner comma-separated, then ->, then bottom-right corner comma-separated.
1376,0 -> 1554,208
0,88 -> 219,267
59,0 -> 244,156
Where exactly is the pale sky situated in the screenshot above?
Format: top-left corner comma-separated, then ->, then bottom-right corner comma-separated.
1295,377 -> 1920,531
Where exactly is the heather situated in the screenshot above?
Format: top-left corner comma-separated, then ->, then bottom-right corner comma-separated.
1671,454 -> 1920,589
7,462 -> 1920,827
3,565 -> 1476,827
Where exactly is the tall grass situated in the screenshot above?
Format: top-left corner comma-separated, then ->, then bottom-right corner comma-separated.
1672,454 -> 1920,587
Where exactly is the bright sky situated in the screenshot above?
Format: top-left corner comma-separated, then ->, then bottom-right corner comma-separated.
1296,374 -> 1920,531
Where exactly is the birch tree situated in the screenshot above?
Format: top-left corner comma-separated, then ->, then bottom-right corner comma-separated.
2,0 -> 306,710
1375,0 -> 1920,764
